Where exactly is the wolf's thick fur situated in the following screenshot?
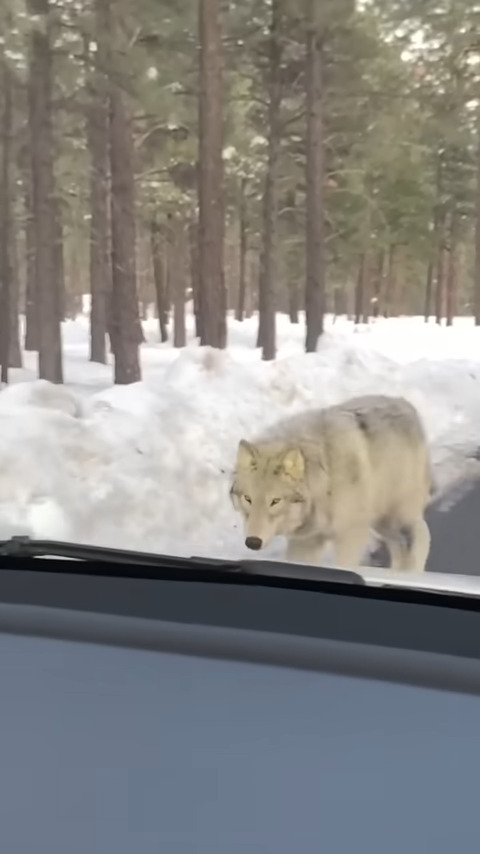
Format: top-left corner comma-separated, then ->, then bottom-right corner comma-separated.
230,395 -> 432,572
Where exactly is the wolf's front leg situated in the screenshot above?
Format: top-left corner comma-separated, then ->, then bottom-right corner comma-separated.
332,526 -> 370,570
285,533 -> 328,566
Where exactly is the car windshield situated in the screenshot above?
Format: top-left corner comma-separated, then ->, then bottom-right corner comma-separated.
0,0 -> 478,586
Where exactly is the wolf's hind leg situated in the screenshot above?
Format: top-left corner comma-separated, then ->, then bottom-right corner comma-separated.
385,518 -> 430,573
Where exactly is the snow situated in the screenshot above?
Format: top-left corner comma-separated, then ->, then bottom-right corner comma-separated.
3,310 -> 480,592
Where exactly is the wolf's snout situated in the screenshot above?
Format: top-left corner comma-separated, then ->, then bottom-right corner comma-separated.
245,536 -> 263,550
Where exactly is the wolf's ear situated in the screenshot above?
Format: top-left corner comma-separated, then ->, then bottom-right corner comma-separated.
236,439 -> 259,472
278,448 -> 305,481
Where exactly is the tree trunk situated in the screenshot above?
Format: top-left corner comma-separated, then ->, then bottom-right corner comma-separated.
197,0 -> 226,347
87,9 -> 110,365
426,167 -> 442,323
245,251 -> 255,318
371,250 -> 384,318
354,253 -> 366,325
424,260 -> 433,322
0,60 -> 13,383
150,219 -> 168,343
53,196 -> 65,322
109,77 -> 141,384
305,0 -> 326,352
475,117 -> 480,325
445,210 -> 457,327
283,189 -> 299,324
188,219 -> 202,339
393,250 -> 407,316
256,0 -> 282,360
362,255 -> 371,324
9,216 -> 23,369
383,244 -> 395,318
21,148 -> 38,351
169,215 -> 187,348
435,211 -> 446,326
235,177 -> 248,322
27,0 -> 63,383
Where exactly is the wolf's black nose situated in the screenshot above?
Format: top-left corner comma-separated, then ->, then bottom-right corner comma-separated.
245,536 -> 263,550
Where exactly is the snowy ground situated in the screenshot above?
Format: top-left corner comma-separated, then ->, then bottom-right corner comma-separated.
2,310 -> 480,583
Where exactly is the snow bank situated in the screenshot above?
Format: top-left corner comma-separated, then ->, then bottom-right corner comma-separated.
1,312 -> 480,562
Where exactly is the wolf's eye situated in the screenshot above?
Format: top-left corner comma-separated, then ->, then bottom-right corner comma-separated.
270,498 -> 281,506
244,495 -> 252,504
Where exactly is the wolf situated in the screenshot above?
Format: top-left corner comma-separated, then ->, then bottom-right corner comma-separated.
230,395 -> 433,572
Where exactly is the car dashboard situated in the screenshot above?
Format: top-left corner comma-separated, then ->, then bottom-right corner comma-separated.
0,546 -> 478,854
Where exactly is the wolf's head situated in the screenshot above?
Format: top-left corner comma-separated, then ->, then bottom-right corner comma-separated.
230,439 -> 311,550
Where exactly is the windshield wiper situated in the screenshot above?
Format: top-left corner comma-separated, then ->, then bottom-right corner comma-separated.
0,536 -> 365,586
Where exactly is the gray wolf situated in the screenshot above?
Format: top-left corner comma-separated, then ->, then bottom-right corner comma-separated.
230,395 -> 432,572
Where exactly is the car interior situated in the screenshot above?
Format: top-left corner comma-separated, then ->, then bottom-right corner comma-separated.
0,540 -> 478,853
